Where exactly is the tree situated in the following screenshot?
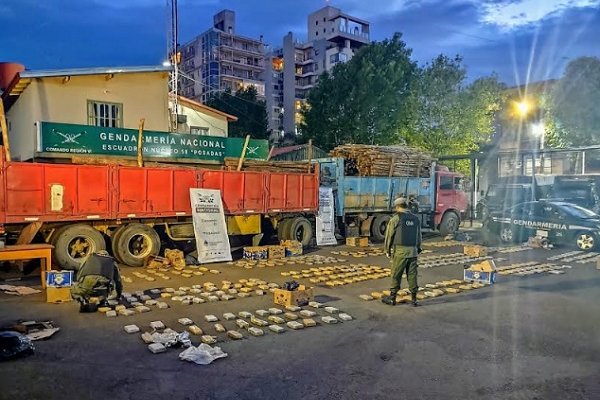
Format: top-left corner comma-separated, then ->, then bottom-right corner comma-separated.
205,86 -> 269,139
549,56 -> 600,146
404,55 -> 506,156
300,33 -> 417,151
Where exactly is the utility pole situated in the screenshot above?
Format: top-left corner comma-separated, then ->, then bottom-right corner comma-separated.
167,0 -> 179,132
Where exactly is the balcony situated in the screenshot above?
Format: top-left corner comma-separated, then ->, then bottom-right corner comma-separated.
219,40 -> 263,56
220,56 -> 264,70
221,69 -> 263,82
327,19 -> 370,45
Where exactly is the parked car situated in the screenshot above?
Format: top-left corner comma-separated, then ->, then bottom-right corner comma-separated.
483,200 -> 600,250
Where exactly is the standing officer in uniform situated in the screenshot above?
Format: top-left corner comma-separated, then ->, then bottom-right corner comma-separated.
382,197 -> 422,306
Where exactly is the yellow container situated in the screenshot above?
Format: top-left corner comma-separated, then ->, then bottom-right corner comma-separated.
46,287 -> 72,303
273,285 -> 314,307
346,237 -> 369,247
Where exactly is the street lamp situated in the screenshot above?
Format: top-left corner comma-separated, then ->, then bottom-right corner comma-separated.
514,99 -> 532,118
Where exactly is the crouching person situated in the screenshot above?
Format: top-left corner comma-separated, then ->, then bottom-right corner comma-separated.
71,250 -> 123,312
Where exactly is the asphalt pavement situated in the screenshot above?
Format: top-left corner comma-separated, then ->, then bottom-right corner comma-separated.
0,239 -> 599,400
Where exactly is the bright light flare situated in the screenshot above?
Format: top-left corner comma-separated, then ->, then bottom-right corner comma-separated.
531,122 -> 545,137
514,100 -> 531,117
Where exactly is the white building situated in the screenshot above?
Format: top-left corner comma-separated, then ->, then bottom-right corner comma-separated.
265,6 -> 370,140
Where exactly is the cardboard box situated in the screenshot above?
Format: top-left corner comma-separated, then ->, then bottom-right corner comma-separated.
46,287 -> 72,303
346,237 -> 369,247
464,268 -> 496,284
463,245 -> 487,258
469,259 -> 496,272
46,270 -> 73,288
243,246 -> 268,260
281,240 -> 303,257
266,245 -> 286,259
273,285 -> 314,307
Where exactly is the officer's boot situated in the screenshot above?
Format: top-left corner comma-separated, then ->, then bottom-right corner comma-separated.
381,290 -> 398,306
411,292 -> 419,307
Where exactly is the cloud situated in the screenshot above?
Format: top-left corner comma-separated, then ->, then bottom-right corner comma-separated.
478,0 -> 600,29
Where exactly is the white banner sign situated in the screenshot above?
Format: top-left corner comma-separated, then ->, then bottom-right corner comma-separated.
316,187 -> 338,246
190,188 -> 232,264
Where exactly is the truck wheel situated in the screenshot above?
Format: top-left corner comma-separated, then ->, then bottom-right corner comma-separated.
371,214 -> 391,242
286,217 -> 313,248
575,232 -> 596,251
113,223 -> 160,267
499,224 -> 514,243
53,224 -> 106,270
439,212 -> 459,237
110,225 -> 128,257
277,219 -> 292,242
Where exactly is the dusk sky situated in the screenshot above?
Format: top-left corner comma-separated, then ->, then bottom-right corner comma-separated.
1,0 -> 599,85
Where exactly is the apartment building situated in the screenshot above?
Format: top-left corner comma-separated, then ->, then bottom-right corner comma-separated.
179,10 -> 266,104
265,6 -> 370,139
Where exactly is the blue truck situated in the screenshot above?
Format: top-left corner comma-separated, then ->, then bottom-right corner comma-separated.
316,158 -> 469,240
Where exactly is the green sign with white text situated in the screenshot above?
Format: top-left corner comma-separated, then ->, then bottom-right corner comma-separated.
37,122 -> 269,162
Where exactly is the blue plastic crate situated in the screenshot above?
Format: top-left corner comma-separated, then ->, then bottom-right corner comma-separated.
46,270 -> 74,288
464,269 -> 496,284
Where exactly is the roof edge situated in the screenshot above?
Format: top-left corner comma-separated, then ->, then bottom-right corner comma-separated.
178,95 -> 238,122
20,65 -> 172,79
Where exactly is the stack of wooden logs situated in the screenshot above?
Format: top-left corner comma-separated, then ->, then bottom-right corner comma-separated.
330,144 -> 434,177
224,157 -> 314,173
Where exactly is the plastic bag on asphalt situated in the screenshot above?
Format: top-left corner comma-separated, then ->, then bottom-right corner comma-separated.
0,331 -> 34,361
179,343 -> 228,365
149,331 -> 191,348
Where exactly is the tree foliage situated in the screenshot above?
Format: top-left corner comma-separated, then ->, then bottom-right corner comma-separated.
402,55 -> 506,155
206,86 -> 269,139
300,33 -> 417,151
301,37 -> 506,156
549,56 -> 600,146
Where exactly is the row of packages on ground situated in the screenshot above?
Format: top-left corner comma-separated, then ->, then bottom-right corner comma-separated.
243,240 -> 303,260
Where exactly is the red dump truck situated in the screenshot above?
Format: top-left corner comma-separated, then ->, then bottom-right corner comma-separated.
0,151 -> 318,269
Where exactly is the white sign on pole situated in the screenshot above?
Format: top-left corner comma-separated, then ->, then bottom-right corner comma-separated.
190,188 -> 232,263
316,187 -> 338,246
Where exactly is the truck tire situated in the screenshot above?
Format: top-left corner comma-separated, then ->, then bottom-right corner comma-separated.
371,214 -> 391,242
110,225 -> 128,257
286,217 -> 313,248
439,212 -> 459,237
53,224 -> 107,270
113,223 -> 160,267
277,219 -> 292,242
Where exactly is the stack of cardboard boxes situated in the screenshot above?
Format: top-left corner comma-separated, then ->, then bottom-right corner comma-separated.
346,237 -> 369,247
242,240 -> 303,260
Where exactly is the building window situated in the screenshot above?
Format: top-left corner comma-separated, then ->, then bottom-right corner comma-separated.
190,126 -> 209,135
316,31 -> 318,36
316,20 -> 318,25
87,100 -> 123,128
